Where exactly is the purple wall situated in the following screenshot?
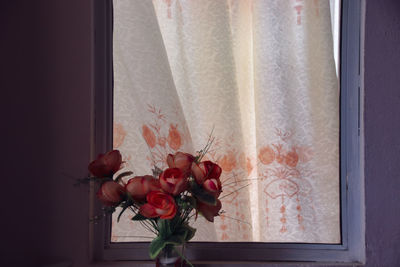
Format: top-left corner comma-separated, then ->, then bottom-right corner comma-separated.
1,0 -> 399,266
364,0 -> 400,266
1,1 -> 92,266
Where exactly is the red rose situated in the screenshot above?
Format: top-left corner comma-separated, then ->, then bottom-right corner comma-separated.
191,161 -> 222,185
166,152 -> 195,174
96,181 -> 125,206
203,178 -> 222,198
159,168 -> 187,196
139,191 -> 177,219
125,175 -> 161,201
197,199 -> 222,222
88,150 -> 122,178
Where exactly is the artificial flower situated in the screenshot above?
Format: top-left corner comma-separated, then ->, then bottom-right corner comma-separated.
139,191 -> 177,219
159,168 -> 187,196
125,175 -> 161,201
96,181 -> 125,206
89,150 -> 122,178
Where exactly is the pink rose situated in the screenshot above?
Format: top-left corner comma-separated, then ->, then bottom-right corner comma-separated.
191,161 -> 222,185
88,150 -> 122,178
203,178 -> 222,198
159,168 -> 187,196
125,175 -> 161,201
166,152 -> 195,174
139,191 -> 177,219
96,181 -> 125,206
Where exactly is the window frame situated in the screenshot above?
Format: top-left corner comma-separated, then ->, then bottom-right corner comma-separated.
90,0 -> 365,264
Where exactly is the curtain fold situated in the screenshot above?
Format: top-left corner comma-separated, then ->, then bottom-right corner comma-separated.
111,0 -> 198,241
112,0 -> 340,243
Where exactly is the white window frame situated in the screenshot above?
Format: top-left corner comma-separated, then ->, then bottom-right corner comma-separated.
90,0 -> 365,264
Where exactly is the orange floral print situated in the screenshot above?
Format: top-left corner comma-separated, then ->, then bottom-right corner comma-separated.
219,152 -> 237,173
157,136 -> 167,148
238,153 -> 254,175
258,146 -> 275,165
285,149 -> 299,167
142,105 -> 187,167
221,233 -> 229,240
273,144 -> 286,164
260,128 -> 314,235
246,157 -> 253,175
297,146 -> 313,163
238,153 -> 246,169
113,122 -> 126,148
142,125 -> 156,148
167,124 -> 182,150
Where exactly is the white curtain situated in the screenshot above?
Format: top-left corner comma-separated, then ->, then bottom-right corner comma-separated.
112,0 -> 340,243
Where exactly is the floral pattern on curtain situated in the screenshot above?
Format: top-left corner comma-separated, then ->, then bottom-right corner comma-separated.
111,0 -> 340,243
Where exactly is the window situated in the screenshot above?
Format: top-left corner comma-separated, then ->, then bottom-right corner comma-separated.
91,0 -> 364,263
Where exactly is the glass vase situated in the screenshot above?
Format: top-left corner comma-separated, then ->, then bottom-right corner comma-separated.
156,244 -> 186,267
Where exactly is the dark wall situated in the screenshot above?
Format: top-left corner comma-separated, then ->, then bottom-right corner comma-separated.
1,0 -> 399,266
364,0 -> 400,266
1,1 -> 93,266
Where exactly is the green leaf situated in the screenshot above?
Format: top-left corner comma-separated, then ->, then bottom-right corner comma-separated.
149,236 -> 166,259
131,213 -> 147,221
183,224 -> 196,241
164,234 -> 185,246
177,196 -> 197,210
152,166 -> 163,177
157,219 -> 172,239
190,181 -> 217,205
148,230 -> 187,259
117,204 -> 129,222
170,223 -> 196,243
187,196 -> 197,207
172,226 -> 188,241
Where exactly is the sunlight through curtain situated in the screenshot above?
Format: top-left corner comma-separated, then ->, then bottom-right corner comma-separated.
112,0 -> 340,243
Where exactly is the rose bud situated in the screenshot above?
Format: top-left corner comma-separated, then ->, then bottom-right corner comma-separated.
197,199 -> 222,222
139,191 -> 177,219
166,152 -> 195,174
125,175 -> 161,201
159,168 -> 187,196
203,178 -> 222,198
191,161 -> 222,185
96,181 -> 125,206
88,150 -> 122,178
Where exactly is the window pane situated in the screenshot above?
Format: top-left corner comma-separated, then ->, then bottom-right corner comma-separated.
111,0 -> 341,243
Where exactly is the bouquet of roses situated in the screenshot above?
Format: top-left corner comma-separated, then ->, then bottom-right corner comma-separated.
86,143 -> 223,266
